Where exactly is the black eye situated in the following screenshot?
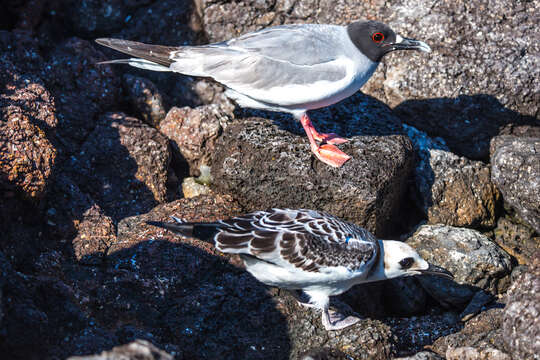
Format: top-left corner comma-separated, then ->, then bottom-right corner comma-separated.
372,32 -> 384,43
399,257 -> 414,269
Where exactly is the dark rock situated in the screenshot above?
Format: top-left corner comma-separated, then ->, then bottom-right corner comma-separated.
0,57 -> 57,200
490,135 -> 540,233
503,255 -> 540,359
63,0 -> 139,38
0,249 -> 98,360
212,93 -> 414,237
395,351 -> 444,360
107,0 -> 203,109
382,277 -> 427,316
0,30 -> 44,72
42,37 -> 120,155
393,96 -> 536,161
493,214 -> 539,265
432,307 -> 510,360
160,104 -> 232,176
122,74 -> 166,127
405,124 -> 500,229
407,225 -> 513,306
68,340 -> 174,360
64,113 -> 172,222
386,311 -> 461,355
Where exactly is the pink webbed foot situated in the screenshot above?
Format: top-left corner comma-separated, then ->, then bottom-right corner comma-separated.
299,113 -> 351,167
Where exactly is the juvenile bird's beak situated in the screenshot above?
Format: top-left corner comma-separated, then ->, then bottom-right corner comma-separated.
419,263 -> 453,279
391,35 -> 432,53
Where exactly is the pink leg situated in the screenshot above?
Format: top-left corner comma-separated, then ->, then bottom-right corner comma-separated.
300,113 -> 351,167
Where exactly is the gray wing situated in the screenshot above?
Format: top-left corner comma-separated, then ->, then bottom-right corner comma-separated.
213,209 -> 379,272
169,24 -> 350,96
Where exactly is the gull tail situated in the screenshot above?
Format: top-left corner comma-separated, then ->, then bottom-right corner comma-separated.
146,217 -> 220,243
95,38 -> 179,71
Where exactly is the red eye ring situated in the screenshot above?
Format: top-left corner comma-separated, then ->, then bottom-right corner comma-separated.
372,32 -> 384,43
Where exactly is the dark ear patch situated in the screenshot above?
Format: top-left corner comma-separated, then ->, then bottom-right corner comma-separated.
399,257 -> 414,269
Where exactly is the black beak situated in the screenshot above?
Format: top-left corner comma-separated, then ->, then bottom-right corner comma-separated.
419,263 -> 454,279
390,37 -> 431,53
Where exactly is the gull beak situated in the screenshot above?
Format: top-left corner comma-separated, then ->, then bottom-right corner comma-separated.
391,35 -> 432,53
419,263 -> 454,279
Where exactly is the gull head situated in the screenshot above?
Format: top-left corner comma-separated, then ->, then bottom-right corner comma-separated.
377,240 -> 453,280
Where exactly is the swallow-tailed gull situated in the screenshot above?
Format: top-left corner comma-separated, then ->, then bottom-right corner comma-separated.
147,208 -> 452,330
96,20 -> 431,167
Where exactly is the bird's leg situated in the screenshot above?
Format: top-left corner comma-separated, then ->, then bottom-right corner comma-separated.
299,113 -> 351,167
305,290 -> 361,331
288,290 -> 318,309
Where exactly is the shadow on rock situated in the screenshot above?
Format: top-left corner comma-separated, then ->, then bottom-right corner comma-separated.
235,91 -> 406,139
394,94 -> 539,161
98,238 -> 291,359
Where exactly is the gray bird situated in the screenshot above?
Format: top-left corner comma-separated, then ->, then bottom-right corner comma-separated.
96,20 -> 431,167
148,208 -> 452,330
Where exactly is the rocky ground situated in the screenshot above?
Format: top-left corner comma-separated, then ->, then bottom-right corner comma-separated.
1,0 -> 539,359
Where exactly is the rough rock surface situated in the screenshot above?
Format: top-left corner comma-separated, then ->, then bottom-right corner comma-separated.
64,113 -> 172,221
122,74 -> 166,128
490,135 -> 540,233
212,93 -> 414,237
0,58 -> 57,200
46,174 -> 116,265
405,125 -> 500,229
432,307 -> 510,360
407,225 -> 513,307
43,37 -> 120,156
503,255 -> 540,359
493,215 -> 539,265
68,340 -> 174,360
159,104 -> 231,176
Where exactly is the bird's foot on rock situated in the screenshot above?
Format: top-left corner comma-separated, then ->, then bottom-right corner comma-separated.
322,309 -> 361,331
313,144 -> 351,167
312,131 -> 348,145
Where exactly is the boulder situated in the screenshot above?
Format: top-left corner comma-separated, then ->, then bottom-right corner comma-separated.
64,113 -> 172,222
159,104 -> 232,176
407,225 -> 513,307
42,37 -> 121,155
432,307 -> 510,360
491,135 -> 540,233
211,93 -> 414,237
503,255 -> 540,359
493,214 -> 539,265
405,124 -> 500,229
122,74 -> 167,128
0,58 -> 57,200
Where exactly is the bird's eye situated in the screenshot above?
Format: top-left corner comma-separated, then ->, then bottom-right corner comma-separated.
399,257 -> 414,269
372,32 -> 384,43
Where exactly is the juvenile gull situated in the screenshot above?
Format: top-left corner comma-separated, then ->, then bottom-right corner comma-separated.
147,208 -> 452,330
96,20 -> 431,167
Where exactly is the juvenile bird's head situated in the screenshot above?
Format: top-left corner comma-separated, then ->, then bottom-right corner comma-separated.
374,240 -> 453,281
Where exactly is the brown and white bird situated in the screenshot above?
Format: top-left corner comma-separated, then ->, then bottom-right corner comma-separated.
147,208 -> 452,330
96,20 -> 431,167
